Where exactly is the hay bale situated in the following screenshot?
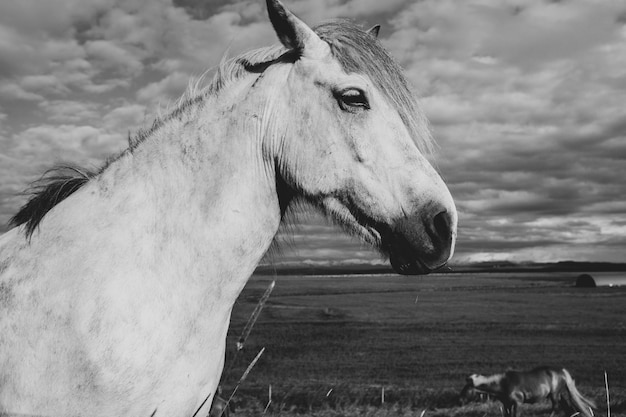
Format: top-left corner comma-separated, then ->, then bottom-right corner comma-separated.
575,274 -> 596,288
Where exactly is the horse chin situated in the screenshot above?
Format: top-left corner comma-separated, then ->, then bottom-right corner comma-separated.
388,252 -> 431,275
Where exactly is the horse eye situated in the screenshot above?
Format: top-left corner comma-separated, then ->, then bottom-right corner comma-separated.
336,88 -> 370,111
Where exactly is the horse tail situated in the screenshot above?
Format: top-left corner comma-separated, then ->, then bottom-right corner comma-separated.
562,368 -> 596,417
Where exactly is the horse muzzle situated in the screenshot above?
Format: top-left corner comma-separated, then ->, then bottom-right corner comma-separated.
383,207 -> 456,275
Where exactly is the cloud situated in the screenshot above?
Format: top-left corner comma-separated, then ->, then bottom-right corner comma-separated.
287,0 -> 408,22
136,72 -> 191,105
21,75 -> 72,96
38,100 -> 102,124
0,82 -> 45,101
84,40 -> 144,76
0,0 -> 116,36
8,124 -> 124,163
477,1 -> 622,68
102,103 -> 149,132
0,24 -> 40,78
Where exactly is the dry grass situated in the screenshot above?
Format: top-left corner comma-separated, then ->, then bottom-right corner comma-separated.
218,384 -> 626,417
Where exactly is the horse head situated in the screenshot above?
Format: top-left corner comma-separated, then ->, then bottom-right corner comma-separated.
467,373 -> 481,386
460,374 -> 480,400
261,0 -> 457,274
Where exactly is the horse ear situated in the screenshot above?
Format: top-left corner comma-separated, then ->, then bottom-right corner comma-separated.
366,24 -> 381,38
266,0 -> 327,58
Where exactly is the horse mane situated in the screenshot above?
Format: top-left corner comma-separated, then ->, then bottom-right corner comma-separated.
10,166 -> 97,238
10,20 -> 430,238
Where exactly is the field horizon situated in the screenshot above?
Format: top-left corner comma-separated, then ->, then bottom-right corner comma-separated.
218,270 -> 626,416
254,260 -> 626,276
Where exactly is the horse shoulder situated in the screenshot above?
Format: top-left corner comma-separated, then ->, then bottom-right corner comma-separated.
0,229 -> 90,412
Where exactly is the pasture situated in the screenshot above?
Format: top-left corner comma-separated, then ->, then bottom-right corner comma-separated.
220,271 -> 626,416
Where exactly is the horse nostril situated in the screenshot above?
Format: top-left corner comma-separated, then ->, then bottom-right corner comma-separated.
433,210 -> 453,243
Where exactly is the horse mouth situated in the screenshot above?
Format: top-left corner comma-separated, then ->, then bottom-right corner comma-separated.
380,228 -> 433,275
320,197 -> 434,275
388,251 -> 431,275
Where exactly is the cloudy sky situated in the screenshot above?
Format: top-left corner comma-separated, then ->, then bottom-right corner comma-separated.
1,0 -> 625,265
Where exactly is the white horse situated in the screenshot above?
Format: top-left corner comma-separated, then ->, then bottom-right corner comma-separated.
0,0 -> 457,416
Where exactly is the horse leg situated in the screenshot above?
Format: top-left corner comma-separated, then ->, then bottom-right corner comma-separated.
507,392 -> 523,417
547,393 -> 556,417
499,400 -> 508,417
502,400 -> 515,417
503,399 -> 520,417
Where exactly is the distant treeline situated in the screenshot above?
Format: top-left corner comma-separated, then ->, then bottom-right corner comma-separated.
254,261 -> 626,276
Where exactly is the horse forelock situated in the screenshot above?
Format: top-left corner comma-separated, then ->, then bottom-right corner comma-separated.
314,20 -> 433,155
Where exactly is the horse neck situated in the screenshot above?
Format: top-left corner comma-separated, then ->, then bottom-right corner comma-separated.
85,78 -> 282,299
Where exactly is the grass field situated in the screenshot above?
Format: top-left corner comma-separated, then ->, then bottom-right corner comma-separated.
218,272 -> 626,416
